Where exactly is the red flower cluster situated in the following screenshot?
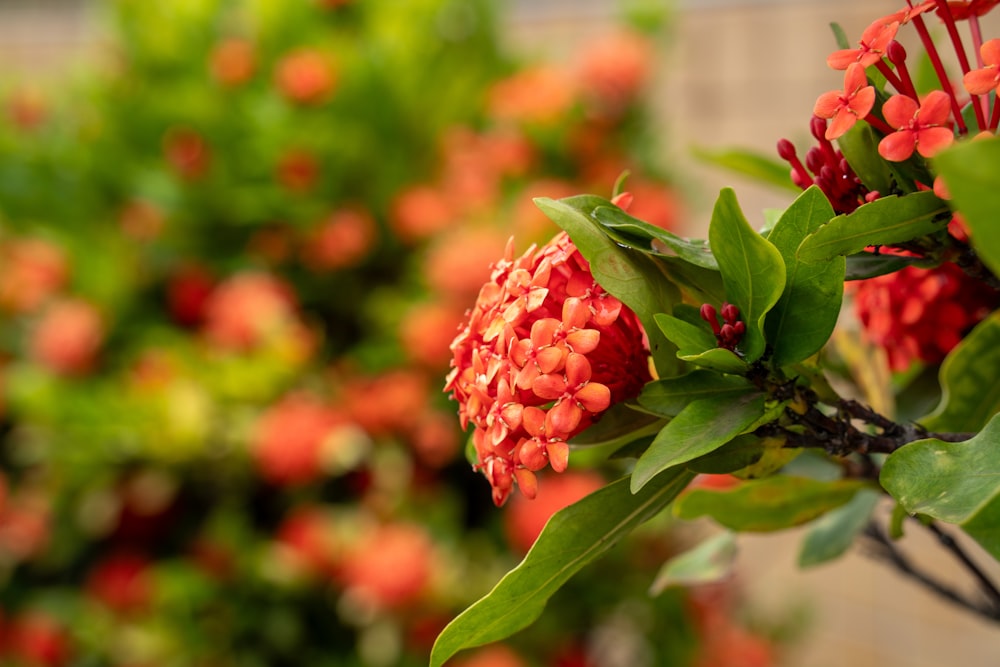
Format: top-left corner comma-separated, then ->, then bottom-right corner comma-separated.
446,232 -> 651,506
854,261 -> 998,371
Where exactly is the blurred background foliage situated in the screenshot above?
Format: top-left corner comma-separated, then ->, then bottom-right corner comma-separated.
0,0 -> 778,665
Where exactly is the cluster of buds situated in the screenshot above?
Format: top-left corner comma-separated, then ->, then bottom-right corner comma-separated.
777,117 -> 875,215
446,232 -> 652,506
700,302 -> 746,352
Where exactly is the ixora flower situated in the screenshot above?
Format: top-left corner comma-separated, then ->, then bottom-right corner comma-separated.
445,232 -> 651,506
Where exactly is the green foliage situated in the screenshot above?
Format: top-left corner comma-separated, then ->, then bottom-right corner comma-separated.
922,312 -> 1000,432
935,136 -> 1000,278
798,489 -> 881,568
631,392 -> 767,493
881,416 -> 1000,560
429,469 -> 695,667
649,531 -> 738,594
796,191 -> 950,262
674,477 -> 870,532
708,188 -> 786,362
764,186 -> 844,368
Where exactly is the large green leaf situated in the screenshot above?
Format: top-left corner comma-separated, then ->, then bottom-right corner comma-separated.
881,415 -> 1000,560
536,196 -> 680,376
764,187 -> 845,368
796,191 -> 950,263
708,188 -> 786,362
837,121 -> 918,195
637,371 -> 753,418
592,205 -> 718,270
631,391 -> 766,493
674,476 -> 868,531
934,136 -> 1000,278
429,469 -> 695,667
921,312 -> 1000,433
677,347 -> 751,375
649,531 -> 738,595
798,488 -> 881,568
654,313 -> 716,355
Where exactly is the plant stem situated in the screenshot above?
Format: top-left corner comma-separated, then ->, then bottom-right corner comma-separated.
863,520 -> 1000,623
921,520 -> 1000,610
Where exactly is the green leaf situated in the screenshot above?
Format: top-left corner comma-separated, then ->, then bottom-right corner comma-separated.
922,312 -> 1000,433
881,415 -> 1000,560
429,469 -> 695,667
536,196 -> 681,376
631,392 -> 766,493
569,402 -> 664,447
677,347 -> 751,375
692,147 -> 800,192
649,531 -> 738,595
708,188 -> 787,361
844,252 -> 934,280
934,136 -> 1000,279
638,371 -> 753,418
592,205 -> 718,270
654,313 -> 715,355
764,186 -> 844,367
674,476 -> 868,531
686,434 -> 768,475
837,121 -> 913,195
796,191 -> 949,263
798,488 -> 881,568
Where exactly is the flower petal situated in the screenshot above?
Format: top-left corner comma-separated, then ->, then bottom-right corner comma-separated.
546,398 -> 582,435
513,468 -> 538,499
565,328 -> 600,354
915,126 -> 954,158
564,352 -> 592,387
915,90 -> 951,125
878,130 -> 917,162
532,373 -> 567,400
882,94 -> 919,129
574,381 -> 611,413
546,441 -> 569,473
963,67 -> 999,95
813,90 -> 844,119
982,38 -> 1000,67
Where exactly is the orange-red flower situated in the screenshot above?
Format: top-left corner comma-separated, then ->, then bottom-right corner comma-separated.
29,298 -> 104,376
209,38 -> 256,86
446,232 -> 651,506
274,49 -> 337,105
827,19 -> 900,70
814,63 -> 876,140
964,38 -> 1000,95
877,90 -> 954,161
252,392 -> 345,486
854,260 -> 998,371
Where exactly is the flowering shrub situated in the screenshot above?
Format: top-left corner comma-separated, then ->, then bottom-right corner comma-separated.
0,0 -> 776,665
433,2 -> 1000,665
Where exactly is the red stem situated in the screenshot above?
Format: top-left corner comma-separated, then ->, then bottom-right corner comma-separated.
933,0 -> 986,130
910,13 -> 969,134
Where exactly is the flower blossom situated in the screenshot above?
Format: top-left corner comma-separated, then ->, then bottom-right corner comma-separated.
827,19 -> 900,70
445,232 -> 651,506
877,90 -> 954,161
964,39 -> 1000,95
813,63 -> 875,140
853,260 -> 999,371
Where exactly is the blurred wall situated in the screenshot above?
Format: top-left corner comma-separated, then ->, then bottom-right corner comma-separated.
2,1 -> 1000,666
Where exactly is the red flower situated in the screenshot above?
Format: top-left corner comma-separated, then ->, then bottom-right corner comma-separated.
964,38 -> 1000,95
946,0 -> 1000,19
877,91 -> 954,161
29,299 -> 104,376
252,393 -> 344,486
163,127 -> 210,180
209,38 -> 255,86
813,63 -> 876,140
200,271 -> 300,351
827,19 -> 900,70
274,49 -> 337,105
446,232 -> 651,506
0,238 -> 68,314
85,550 -> 154,613
300,207 -> 376,272
338,522 -> 433,611
854,261 -> 998,371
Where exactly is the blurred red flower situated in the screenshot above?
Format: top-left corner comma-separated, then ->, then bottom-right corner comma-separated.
29,298 -> 104,376
274,49 -> 337,105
